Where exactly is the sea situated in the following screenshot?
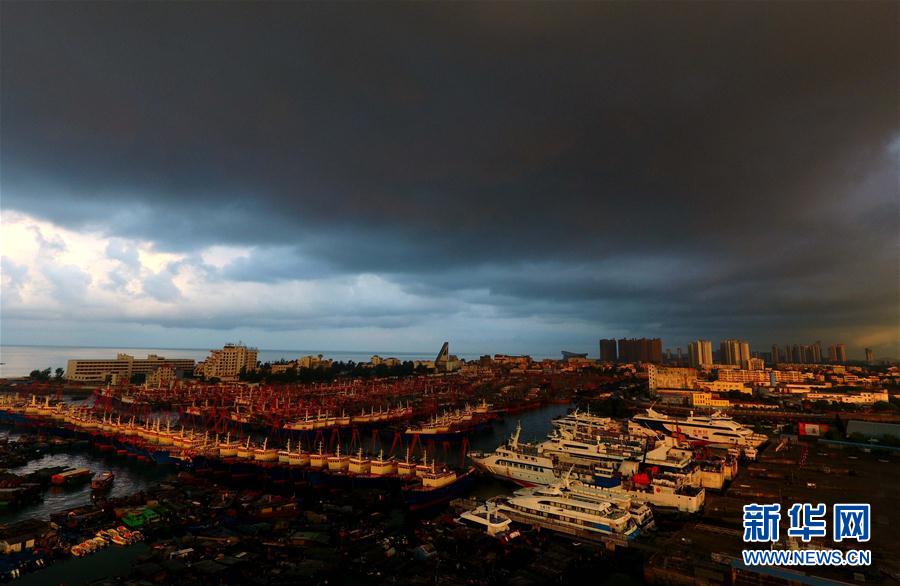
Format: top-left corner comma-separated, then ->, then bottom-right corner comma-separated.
0,345 -> 486,378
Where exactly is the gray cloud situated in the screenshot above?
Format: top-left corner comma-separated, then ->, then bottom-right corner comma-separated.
1,256 -> 29,302
1,2 -> 897,356
42,264 -> 92,305
142,265 -> 182,302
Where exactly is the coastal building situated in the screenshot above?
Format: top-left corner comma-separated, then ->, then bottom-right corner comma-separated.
145,364 -> 177,388
687,340 -> 713,369
65,353 -> 195,383
435,342 -> 461,372
195,343 -> 258,381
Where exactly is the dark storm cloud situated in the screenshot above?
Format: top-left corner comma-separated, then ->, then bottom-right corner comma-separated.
2,2 -> 897,352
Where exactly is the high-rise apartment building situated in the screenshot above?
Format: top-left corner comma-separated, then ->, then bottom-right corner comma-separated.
719,339 -> 751,367
810,341 -> 823,364
599,339 -> 618,362
616,338 -> 662,363
771,344 -> 781,364
835,344 -> 846,363
196,343 -> 259,381
828,343 -> 847,363
687,340 -> 713,368
865,348 -> 874,365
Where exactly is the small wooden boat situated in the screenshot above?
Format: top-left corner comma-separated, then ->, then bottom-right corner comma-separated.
91,471 -> 115,491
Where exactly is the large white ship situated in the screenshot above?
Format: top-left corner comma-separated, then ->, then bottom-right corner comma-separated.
470,423 -> 559,486
492,483 -> 642,541
550,409 -> 619,439
630,408 -> 767,458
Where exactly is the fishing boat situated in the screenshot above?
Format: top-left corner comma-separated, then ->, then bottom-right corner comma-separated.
254,438 -> 278,462
401,462 -> 476,510
348,448 -> 371,475
283,410 -> 317,431
405,403 -> 494,438
91,471 -> 115,491
51,467 -> 92,486
289,445 -> 310,467
369,450 -> 396,476
278,439 -> 294,464
236,438 -> 254,459
326,444 -> 349,472
218,433 -> 241,458
309,443 -> 328,469
396,448 -> 417,477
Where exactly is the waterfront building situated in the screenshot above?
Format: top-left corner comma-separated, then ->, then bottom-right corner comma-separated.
617,338 -> 663,363
719,339 -> 751,368
65,353 -> 195,383
145,364 -> 177,388
434,342 -> 462,372
599,338 -> 618,362
687,340 -> 713,369
195,343 -> 258,381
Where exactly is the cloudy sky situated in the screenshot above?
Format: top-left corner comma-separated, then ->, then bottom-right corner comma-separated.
1,2 -> 897,358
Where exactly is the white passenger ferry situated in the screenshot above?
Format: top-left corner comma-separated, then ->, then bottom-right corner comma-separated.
493,483 -> 641,541
630,408 -> 767,458
470,423 -> 558,486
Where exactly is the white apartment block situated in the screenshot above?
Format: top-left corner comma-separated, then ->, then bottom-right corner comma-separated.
66,353 -> 195,383
196,344 -> 259,381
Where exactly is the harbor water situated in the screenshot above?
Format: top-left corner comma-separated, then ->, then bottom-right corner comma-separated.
0,403 -> 572,523
0,429 -> 174,524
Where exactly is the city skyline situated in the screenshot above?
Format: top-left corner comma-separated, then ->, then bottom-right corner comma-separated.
2,2 -> 898,359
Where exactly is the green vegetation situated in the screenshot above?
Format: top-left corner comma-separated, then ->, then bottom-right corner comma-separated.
28,367 -> 52,381
236,361 -> 431,384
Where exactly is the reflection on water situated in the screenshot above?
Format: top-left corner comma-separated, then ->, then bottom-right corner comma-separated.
0,447 -> 173,524
469,402 -> 572,453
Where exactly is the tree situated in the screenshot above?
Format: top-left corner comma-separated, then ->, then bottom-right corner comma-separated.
29,368 -> 52,382
55,368 -> 65,381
